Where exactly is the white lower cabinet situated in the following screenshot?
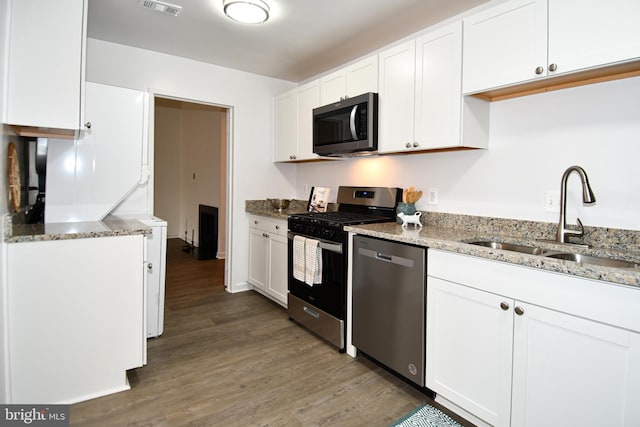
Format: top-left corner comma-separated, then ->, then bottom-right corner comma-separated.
427,249 -> 640,427
511,302 -> 640,427
267,233 -> 288,304
248,215 -> 288,307
426,278 -> 513,427
7,235 -> 146,404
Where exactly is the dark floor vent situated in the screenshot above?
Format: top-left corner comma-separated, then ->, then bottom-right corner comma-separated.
198,204 -> 218,260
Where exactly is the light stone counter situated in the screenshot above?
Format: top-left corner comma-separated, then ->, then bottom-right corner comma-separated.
345,221 -> 640,288
245,199 -> 309,220
5,215 -> 150,243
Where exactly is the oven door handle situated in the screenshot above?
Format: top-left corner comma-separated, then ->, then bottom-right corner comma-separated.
288,232 -> 343,254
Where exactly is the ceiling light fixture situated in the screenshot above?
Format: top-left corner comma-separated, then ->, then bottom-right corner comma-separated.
223,0 -> 270,24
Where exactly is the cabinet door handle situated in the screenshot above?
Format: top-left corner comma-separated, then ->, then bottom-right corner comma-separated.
84,121 -> 92,129
147,262 -> 153,271
263,233 -> 269,238
405,142 -> 412,148
535,66 -> 544,75
275,225 -> 280,230
515,306 -> 525,316
548,63 -> 558,72
500,302 -> 509,311
412,142 -> 419,148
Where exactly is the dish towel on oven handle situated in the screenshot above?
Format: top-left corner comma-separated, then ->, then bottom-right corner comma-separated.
304,238 -> 323,286
293,235 -> 306,282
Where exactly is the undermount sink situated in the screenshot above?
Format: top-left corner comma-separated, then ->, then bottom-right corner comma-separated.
467,240 -> 639,269
544,252 -> 639,269
467,241 -> 546,255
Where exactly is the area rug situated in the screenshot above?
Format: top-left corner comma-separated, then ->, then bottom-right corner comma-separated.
390,403 -> 463,427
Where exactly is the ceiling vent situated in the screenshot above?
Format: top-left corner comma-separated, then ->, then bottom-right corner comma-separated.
140,0 -> 182,17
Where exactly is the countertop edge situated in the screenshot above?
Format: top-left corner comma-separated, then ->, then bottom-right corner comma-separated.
345,223 -> 640,289
5,216 -> 151,243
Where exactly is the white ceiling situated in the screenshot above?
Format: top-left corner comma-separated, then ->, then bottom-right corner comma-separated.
87,0 -> 490,82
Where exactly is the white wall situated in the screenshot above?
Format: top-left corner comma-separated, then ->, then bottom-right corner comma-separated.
180,102 -> 225,250
85,38 -> 297,291
0,0 -> 11,403
295,77 -> 640,232
153,99 -> 182,237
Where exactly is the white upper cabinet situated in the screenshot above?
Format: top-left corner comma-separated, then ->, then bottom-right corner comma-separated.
463,0 -> 640,94
273,82 -> 322,162
320,55 -> 378,105
547,0 -> 640,75
273,88 -> 298,162
45,83 -> 145,222
296,80 -> 321,160
462,0 -> 546,94
320,72 -> 347,106
379,23 -> 489,154
6,0 -> 87,132
377,40 -> 417,153
345,55 -> 379,98
415,22 -> 488,151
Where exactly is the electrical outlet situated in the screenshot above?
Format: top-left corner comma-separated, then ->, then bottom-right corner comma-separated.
428,188 -> 439,205
545,191 -> 560,212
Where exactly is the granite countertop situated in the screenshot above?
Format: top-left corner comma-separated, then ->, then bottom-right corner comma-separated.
245,199 -> 310,220
5,215 -> 151,243
345,222 -> 640,288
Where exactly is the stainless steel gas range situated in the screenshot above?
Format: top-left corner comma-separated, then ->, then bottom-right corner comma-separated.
287,186 -> 402,351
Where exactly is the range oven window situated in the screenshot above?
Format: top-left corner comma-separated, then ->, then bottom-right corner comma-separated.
287,233 -> 345,319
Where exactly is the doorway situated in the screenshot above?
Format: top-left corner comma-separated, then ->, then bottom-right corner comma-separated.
152,96 -> 229,261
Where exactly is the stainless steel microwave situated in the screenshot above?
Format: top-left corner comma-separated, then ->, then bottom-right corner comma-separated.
312,92 -> 378,157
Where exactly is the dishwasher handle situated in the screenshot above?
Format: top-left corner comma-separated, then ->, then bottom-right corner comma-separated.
358,247 -> 415,268
375,252 -> 393,262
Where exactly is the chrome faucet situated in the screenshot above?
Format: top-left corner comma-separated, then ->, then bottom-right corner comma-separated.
556,166 -> 596,243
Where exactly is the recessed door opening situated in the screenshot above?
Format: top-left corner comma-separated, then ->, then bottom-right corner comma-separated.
152,96 -> 229,267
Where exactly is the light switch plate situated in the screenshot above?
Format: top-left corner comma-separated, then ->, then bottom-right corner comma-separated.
545,191 -> 560,212
428,188 -> 439,205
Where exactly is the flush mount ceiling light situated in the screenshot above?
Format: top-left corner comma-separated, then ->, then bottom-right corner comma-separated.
223,0 -> 270,24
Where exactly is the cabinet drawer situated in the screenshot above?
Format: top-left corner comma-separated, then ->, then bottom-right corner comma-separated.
249,215 -> 286,236
428,249 -> 640,333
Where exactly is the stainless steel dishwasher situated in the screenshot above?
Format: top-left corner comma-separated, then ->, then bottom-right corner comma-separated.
352,235 -> 426,387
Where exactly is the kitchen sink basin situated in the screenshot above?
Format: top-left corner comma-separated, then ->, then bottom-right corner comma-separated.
544,252 -> 639,269
468,240 -> 639,269
467,241 -> 546,255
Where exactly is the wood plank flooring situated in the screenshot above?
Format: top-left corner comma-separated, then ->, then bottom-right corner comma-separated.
70,238 -> 473,426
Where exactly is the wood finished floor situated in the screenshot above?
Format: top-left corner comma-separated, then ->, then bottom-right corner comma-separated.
71,238 -> 473,426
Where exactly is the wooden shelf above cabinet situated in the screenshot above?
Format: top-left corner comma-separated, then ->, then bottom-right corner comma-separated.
471,60 -> 640,102
9,125 -> 76,139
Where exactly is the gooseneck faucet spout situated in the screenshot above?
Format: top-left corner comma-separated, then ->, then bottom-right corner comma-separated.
556,166 -> 596,243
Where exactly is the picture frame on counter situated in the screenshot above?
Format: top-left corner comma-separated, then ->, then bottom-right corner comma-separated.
308,187 -> 330,212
